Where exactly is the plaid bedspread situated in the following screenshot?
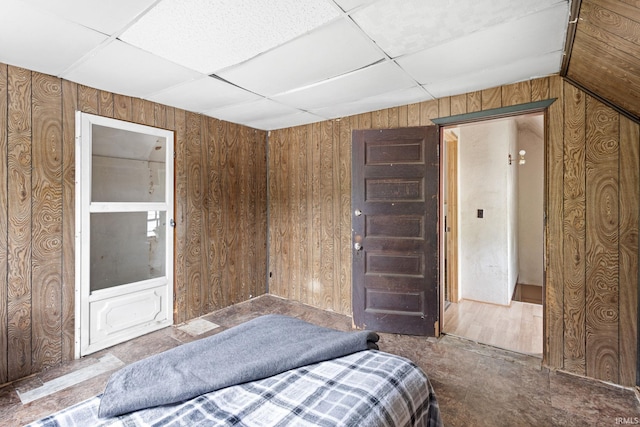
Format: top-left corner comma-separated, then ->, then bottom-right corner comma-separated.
26,350 -> 442,427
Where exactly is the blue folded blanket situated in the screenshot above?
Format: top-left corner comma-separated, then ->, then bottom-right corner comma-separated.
98,314 -> 379,418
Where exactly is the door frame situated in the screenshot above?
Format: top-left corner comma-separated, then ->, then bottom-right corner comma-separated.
432,99 -> 555,343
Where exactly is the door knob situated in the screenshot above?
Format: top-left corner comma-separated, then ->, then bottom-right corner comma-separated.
354,242 -> 362,251
354,209 -> 362,216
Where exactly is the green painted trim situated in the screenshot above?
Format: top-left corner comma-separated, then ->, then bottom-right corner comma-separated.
431,99 -> 557,126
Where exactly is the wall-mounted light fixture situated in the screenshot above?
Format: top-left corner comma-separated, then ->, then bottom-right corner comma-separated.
519,149 -> 526,165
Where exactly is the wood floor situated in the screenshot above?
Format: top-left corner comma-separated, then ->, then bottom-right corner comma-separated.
2,295 -> 639,426
443,299 -> 543,356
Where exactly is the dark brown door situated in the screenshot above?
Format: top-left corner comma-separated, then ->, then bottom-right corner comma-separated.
352,126 -> 439,336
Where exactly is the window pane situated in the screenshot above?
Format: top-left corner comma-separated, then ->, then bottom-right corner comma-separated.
91,124 -> 166,203
90,211 -> 166,291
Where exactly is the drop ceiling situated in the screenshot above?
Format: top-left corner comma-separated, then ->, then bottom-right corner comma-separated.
0,0 -> 571,130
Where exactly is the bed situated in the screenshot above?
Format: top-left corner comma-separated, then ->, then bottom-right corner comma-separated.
26,315 -> 442,427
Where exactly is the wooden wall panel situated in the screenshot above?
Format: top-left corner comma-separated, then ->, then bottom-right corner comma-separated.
60,80 -> 76,363
206,118 -> 223,310
546,76 -> 565,369
294,125 -> 313,304
31,73 -> 62,373
619,115 -> 639,386
563,82 -> 587,374
585,96 -> 620,383
7,66 -> 33,381
0,62 -> 268,382
338,117 -> 352,315
467,91 -> 482,113
267,75 -> 638,387
173,109 -> 188,324
185,112 -> 205,319
0,64 -> 7,384
77,85 -> 98,114
113,94 -> 132,122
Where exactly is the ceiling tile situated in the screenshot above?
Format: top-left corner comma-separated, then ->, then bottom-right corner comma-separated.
120,0 -> 340,74
424,51 -> 563,99
62,40 -> 202,98
205,98 -> 301,124
397,3 -> 569,85
273,61 -> 417,111
352,0 -> 565,58
20,0 -> 157,35
147,76 -> 262,113
245,111 -> 326,130
217,18 -> 384,96
309,86 -> 430,119
0,0 -> 107,76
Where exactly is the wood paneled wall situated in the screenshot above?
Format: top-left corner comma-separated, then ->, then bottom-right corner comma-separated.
0,63 -> 268,384
268,75 -> 638,387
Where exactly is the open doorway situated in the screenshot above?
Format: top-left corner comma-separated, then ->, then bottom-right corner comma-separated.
441,113 -> 544,356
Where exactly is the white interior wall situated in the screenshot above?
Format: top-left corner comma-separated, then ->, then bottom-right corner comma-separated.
517,122 -> 544,285
458,119 -> 518,306
506,120 -> 518,301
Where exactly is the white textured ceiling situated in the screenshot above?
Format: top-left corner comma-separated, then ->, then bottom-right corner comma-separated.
0,0 -> 570,131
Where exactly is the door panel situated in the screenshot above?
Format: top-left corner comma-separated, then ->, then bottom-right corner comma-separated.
352,126 -> 439,336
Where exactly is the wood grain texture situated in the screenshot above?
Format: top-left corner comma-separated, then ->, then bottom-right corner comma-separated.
531,78 -> 550,102
450,94 -> 467,116
562,82 -> 587,374
206,118 -> 223,310
0,63 -> 8,383
77,85 -> 98,114
311,123 -> 322,307
566,0 -> 640,119
618,115 -> 639,386
7,66 -> 32,381
173,109 -> 187,324
31,72 -> 62,373
132,99 -> 154,127
296,125 -> 314,304
338,117 -> 352,315
420,100 -> 439,126
467,91 -> 482,113
60,80 -> 76,363
185,112 -> 204,319
545,75 -> 565,369
407,103 -> 421,127
585,95 -> 619,383
288,128 -> 300,302
438,97 -> 451,118
331,120 -> 342,312
113,94 -> 132,122
502,81 -> 531,107
481,87 -> 502,110
224,122 -> 240,304
98,91 -> 113,118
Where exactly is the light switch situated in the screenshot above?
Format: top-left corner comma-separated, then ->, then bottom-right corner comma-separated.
477,209 -> 483,218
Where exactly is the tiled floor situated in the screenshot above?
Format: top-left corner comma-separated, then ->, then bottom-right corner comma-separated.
2,294 -> 639,426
